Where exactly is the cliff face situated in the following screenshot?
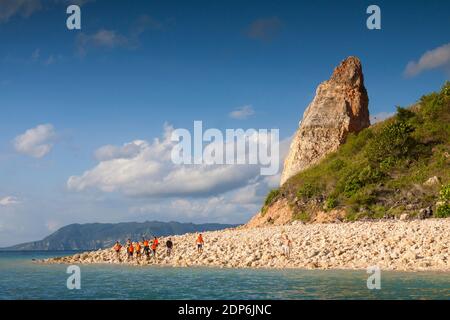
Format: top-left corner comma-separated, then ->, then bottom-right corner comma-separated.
247,72 -> 449,229
280,56 -> 370,185
246,56 -> 371,228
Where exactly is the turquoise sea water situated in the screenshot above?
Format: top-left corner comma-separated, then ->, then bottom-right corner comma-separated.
0,251 -> 449,300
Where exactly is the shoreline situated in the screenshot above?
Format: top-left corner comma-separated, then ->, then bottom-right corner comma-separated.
39,219 -> 450,272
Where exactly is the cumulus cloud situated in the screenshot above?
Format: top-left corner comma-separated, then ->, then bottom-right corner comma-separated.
94,140 -> 147,161
0,196 -> 20,206
245,17 -> 282,42
404,43 -> 450,77
128,187 -> 265,223
68,123 -> 286,199
13,124 -> 56,158
370,111 -> 395,124
229,105 -> 255,120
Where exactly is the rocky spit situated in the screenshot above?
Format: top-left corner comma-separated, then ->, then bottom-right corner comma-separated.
40,219 -> 450,272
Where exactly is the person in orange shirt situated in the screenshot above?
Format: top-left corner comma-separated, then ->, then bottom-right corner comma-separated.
142,237 -> 150,259
127,241 -> 134,260
196,233 -> 204,254
135,241 -> 142,259
151,237 -> 159,258
113,241 -> 122,260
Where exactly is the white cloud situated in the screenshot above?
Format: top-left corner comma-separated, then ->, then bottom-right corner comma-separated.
76,29 -> 129,56
67,124 -> 293,223
404,43 -> 450,77
0,196 -> 20,206
68,124 -> 286,198
13,124 -> 56,158
76,15 -> 162,56
229,105 -> 255,120
94,140 -> 147,161
370,111 -> 395,124
129,193 -> 261,223
0,0 -> 42,23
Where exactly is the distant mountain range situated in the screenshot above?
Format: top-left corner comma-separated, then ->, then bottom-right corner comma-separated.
2,221 -> 238,251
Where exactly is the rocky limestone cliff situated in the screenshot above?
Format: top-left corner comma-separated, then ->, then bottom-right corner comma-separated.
280,56 -> 370,185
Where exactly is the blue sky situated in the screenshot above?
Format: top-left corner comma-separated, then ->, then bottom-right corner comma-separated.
0,0 -> 449,246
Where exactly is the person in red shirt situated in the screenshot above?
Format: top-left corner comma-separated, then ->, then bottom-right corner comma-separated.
196,234 -> 204,254
135,242 -> 142,259
142,237 -> 150,259
151,237 -> 159,258
127,241 -> 134,260
113,241 -> 122,261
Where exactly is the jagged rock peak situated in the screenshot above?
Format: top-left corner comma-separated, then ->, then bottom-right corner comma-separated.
329,56 -> 364,86
279,56 -> 370,186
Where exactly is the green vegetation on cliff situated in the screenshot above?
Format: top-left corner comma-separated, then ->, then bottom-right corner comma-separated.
266,82 -> 450,222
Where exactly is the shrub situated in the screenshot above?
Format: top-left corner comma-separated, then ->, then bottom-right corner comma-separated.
348,190 -> 376,206
261,189 -> 280,216
343,174 -> 363,197
439,183 -> 450,201
340,130 -> 375,157
297,182 -> 321,199
379,156 -> 397,171
327,158 -> 346,172
344,207 -> 359,221
264,189 -> 280,207
324,196 -> 338,210
396,106 -> 415,123
340,166 -> 382,198
368,205 -> 387,219
443,81 -> 450,96
435,204 -> 450,218
358,165 -> 384,184
435,183 -> 450,218
419,82 -> 450,121
293,211 -> 310,222
366,121 -> 416,163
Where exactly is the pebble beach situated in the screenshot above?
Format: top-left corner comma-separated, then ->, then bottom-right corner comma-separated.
41,219 -> 450,272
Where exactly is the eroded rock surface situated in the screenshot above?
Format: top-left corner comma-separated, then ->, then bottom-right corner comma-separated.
280,56 -> 370,185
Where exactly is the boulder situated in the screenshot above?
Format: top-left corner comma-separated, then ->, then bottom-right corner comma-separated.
423,176 -> 441,187
418,207 -> 433,219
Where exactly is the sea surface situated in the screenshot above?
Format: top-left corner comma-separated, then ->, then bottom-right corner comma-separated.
0,251 -> 449,300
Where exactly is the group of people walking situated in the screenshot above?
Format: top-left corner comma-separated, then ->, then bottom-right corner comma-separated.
112,233 -> 204,261
112,232 -> 292,262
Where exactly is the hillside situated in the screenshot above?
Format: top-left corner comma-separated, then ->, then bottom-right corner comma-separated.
251,82 -> 450,225
3,221 -> 238,251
